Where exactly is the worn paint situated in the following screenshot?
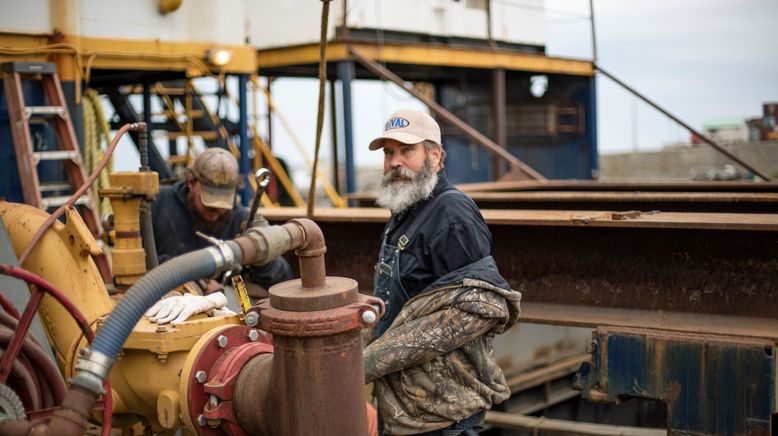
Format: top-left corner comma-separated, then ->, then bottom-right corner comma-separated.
577,327 -> 776,435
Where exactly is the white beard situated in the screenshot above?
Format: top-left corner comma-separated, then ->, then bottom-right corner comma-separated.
375,160 -> 438,214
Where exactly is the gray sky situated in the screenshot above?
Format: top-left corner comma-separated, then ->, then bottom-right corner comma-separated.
115,1 -> 778,182
546,0 -> 778,154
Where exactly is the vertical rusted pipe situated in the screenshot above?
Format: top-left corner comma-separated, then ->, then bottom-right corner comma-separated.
231,218 -> 372,435
267,332 -> 367,435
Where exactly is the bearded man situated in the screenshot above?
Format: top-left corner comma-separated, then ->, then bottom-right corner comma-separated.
150,147 -> 291,297
363,109 -> 522,436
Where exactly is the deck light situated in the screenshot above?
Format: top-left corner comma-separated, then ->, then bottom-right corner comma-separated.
207,49 -> 234,67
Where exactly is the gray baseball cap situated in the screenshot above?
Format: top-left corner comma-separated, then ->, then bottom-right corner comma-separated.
191,148 -> 240,210
368,109 -> 441,150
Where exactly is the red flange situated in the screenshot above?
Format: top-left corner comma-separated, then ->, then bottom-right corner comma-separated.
183,325 -> 273,435
255,294 -> 385,338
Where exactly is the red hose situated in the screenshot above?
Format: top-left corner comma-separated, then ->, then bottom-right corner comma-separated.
0,265 -> 113,436
0,292 -> 21,320
0,329 -> 60,408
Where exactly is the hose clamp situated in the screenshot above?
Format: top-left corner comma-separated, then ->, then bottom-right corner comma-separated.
72,348 -> 113,394
198,231 -> 237,273
206,243 -> 235,274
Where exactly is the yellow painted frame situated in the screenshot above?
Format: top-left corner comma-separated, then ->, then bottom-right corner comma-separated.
257,41 -> 594,76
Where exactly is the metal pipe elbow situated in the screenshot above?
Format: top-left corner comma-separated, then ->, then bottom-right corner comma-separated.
287,218 -> 326,288
236,218 -> 327,288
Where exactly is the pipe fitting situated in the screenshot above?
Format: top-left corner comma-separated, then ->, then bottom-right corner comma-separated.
287,219 -> 326,289
238,225 -> 292,266
71,349 -> 113,394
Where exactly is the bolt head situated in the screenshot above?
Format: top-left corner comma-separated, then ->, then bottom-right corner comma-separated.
195,370 -> 207,383
217,335 -> 228,348
361,310 -> 377,324
197,414 -> 207,426
245,312 -> 259,327
248,329 -> 259,342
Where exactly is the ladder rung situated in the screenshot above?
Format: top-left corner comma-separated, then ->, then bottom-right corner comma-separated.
152,109 -> 206,119
33,150 -> 80,164
25,106 -> 65,117
1,61 -> 57,74
41,195 -> 92,209
126,85 -> 188,95
156,87 -> 187,95
40,182 -> 73,193
163,131 -> 220,140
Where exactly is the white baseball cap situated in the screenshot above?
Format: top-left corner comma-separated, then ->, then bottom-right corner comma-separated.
368,109 -> 441,151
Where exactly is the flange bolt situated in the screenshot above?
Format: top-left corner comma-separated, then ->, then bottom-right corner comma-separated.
361,310 -> 377,324
245,312 -> 259,327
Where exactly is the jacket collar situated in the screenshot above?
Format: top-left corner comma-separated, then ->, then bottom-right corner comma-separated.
173,179 -> 190,206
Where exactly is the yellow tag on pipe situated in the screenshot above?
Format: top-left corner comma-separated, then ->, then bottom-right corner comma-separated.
230,275 -> 252,313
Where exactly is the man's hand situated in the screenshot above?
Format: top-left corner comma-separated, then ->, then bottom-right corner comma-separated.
144,292 -> 234,325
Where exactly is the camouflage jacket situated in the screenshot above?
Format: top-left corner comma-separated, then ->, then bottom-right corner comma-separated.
364,257 -> 521,435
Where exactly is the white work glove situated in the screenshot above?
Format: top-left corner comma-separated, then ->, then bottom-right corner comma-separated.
145,292 -> 234,325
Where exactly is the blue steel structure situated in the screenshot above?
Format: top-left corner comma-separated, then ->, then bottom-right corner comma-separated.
238,73 -> 251,207
437,72 -> 597,182
576,327 -> 775,435
337,61 -> 357,197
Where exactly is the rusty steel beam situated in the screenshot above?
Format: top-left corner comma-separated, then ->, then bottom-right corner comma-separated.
349,191 -> 778,213
455,180 -> 778,193
486,411 -> 666,436
264,207 -> 778,339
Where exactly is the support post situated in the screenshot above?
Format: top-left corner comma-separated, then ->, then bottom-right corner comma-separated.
492,68 -> 506,179
337,61 -> 357,196
329,79 -> 340,194
142,81 -> 153,155
238,74 -> 251,206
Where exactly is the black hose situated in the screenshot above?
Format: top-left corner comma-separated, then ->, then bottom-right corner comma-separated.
140,201 -> 159,270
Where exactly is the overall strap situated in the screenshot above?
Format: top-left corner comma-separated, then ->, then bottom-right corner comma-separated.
397,189 -> 457,251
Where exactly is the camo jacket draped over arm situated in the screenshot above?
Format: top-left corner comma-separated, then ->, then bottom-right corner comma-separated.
364,278 -> 521,435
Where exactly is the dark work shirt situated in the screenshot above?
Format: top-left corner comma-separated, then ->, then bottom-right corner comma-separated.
151,180 -> 291,288
381,171 -> 492,297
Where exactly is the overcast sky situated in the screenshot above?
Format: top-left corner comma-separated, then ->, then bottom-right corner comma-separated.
115,0 -> 778,182
546,0 -> 778,154
264,0 -> 778,178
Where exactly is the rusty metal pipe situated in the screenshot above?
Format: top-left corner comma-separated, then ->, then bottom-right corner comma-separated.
237,218 -> 326,289
230,218 -> 376,435
0,419 -> 47,436
287,218 -> 326,289
233,354 -> 274,435
42,385 -> 97,436
0,385 -> 96,436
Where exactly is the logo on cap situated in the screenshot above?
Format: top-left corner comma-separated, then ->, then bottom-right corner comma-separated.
209,171 -> 231,185
385,117 -> 409,131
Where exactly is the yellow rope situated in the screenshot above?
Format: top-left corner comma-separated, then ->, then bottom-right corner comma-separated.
82,88 -> 113,215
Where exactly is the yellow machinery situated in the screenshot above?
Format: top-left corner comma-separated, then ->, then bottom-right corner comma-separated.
0,160 -> 383,435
